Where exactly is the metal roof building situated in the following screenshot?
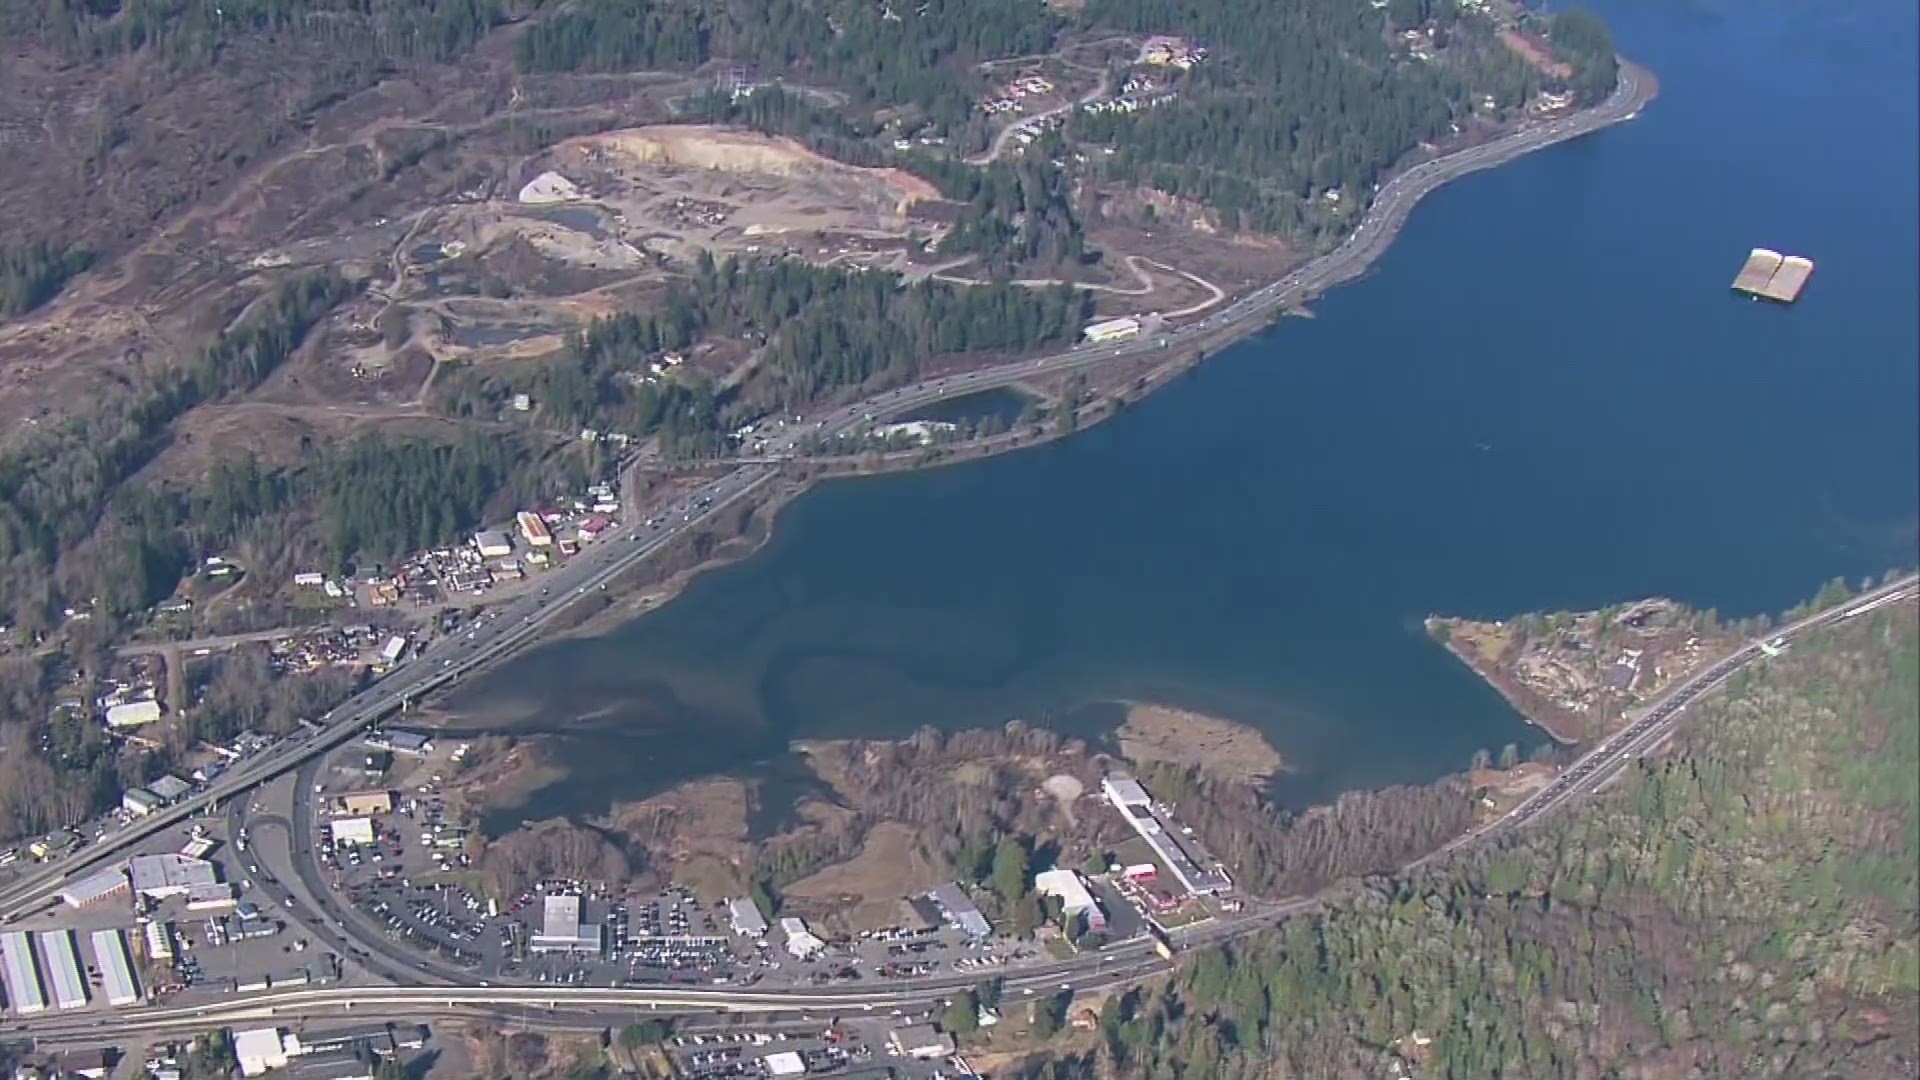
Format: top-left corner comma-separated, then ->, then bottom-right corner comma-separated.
89,928 -> 141,1007
929,883 -> 993,940
528,894 -> 603,955
60,866 -> 130,909
728,896 -> 768,938
38,929 -> 88,1010
148,775 -> 193,802
0,930 -> 45,1014
129,853 -> 220,900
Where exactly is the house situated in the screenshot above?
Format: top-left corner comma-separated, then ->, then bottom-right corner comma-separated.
887,1024 -> 954,1060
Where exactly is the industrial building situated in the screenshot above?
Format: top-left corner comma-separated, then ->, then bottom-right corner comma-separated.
366,729 -> 432,756
122,788 -> 164,817
0,930 -> 46,1014
60,866 -> 131,909
528,894 -> 603,955
186,883 -> 238,911
38,929 -> 88,1010
929,883 -> 993,940
472,530 -> 513,559
517,511 -> 553,548
1082,316 -> 1142,343
142,920 -> 175,961
149,774 -> 193,802
89,928 -> 141,1006
728,896 -> 768,938
1034,869 -> 1106,932
1101,772 -> 1232,896
780,916 -> 825,959
234,1028 -> 294,1077
130,853 -> 221,901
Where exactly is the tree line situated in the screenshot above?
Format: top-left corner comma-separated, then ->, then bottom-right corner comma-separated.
0,271 -> 349,632
0,241 -> 93,319
436,255 -> 1088,456
1012,599 -> 1918,1079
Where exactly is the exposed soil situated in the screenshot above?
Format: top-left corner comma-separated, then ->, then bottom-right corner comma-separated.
1115,701 -> 1284,786
782,821 -> 939,932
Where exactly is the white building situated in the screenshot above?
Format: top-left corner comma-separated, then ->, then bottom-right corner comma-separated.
473,530 -> 513,558
887,1024 -> 954,1060
105,700 -> 163,730
1034,868 -> 1106,932
529,894 -> 603,955
128,853 -> 220,901
1101,772 -> 1232,896
728,896 -> 769,938
234,1028 -> 292,1077
763,1051 -> 806,1076
1082,316 -> 1142,344
779,916 -> 824,959
328,817 -> 376,847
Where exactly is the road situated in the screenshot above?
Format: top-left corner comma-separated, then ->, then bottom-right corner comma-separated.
9,580 -> 1911,1046
0,61 -> 1654,923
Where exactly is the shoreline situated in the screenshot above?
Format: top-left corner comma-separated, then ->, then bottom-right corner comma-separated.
449,59 -> 1662,678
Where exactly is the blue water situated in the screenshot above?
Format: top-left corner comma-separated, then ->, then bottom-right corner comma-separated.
458,0 -> 1919,831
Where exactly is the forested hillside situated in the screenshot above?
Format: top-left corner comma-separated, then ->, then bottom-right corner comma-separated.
1025,600 -> 1919,1078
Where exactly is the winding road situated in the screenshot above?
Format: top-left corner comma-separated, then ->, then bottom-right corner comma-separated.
0,59 -> 1654,927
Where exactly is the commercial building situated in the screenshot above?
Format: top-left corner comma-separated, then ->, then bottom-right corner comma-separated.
130,853 -> 221,902
379,636 -> 408,667
90,928 -> 141,1006
142,920 -> 175,961
929,883 -> 993,940
887,1024 -> 954,1060
472,530 -> 513,559
1082,316 -> 1142,344
763,1051 -> 806,1076
337,790 -> 393,817
185,883 -> 238,911
328,817 -> 376,847
517,511 -> 553,548
57,1048 -> 111,1079
60,867 -> 130,909
1034,869 -> 1106,932
366,729 -> 432,756
528,894 -> 603,955
122,788 -> 164,817
780,916 -> 824,959
38,929 -> 88,1010
728,896 -> 769,938
148,774 -> 193,802
0,930 -> 46,1014
1101,772 -> 1232,896
105,700 -> 163,730
234,1028 -> 293,1077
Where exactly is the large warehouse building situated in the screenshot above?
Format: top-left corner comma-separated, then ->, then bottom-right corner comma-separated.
0,930 -> 45,1015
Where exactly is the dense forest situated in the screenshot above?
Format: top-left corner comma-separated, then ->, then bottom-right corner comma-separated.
1546,9 -> 1620,104
0,271 -> 349,631
435,256 -> 1087,455
1069,0 -> 1542,239
1020,600 -> 1919,1079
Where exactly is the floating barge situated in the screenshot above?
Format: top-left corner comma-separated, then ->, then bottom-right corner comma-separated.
1731,248 -> 1814,303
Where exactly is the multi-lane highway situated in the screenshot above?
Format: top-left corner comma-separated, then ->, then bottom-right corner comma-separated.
11,579 -> 1912,1046
0,60 -> 1654,922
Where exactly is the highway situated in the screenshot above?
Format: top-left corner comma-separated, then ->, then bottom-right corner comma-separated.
8,580 -> 1911,1046
0,60 -> 1653,922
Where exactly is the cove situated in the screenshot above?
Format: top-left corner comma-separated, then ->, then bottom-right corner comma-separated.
450,0 -> 1920,834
